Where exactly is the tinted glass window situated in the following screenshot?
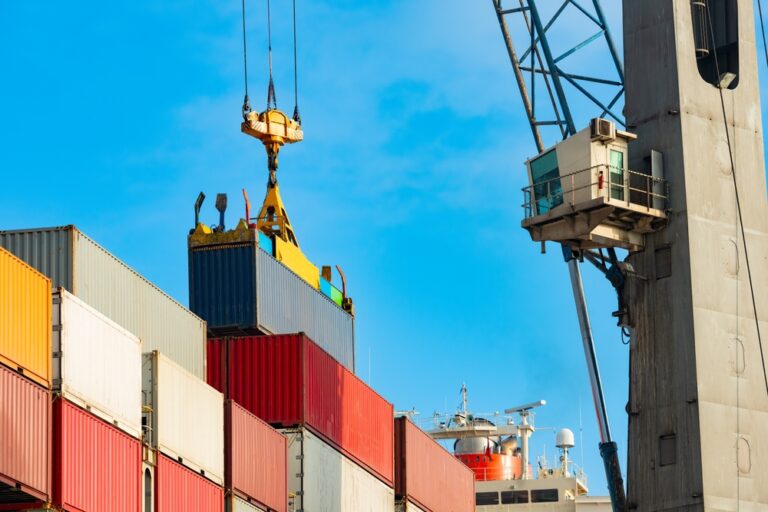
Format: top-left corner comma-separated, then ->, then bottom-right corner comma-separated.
531,489 -> 559,503
476,492 -> 500,505
529,150 -> 563,213
501,490 -> 529,504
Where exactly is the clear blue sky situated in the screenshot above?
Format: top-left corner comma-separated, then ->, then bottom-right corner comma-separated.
2,1 -> 767,496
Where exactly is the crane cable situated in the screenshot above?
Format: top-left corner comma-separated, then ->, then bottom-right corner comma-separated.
266,0 -> 277,110
292,0 -> 301,123
758,0 -> 768,70
705,2 -> 768,399
241,0 -> 251,118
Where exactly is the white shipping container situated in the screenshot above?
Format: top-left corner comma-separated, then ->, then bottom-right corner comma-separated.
395,500 -> 427,512
53,288 -> 142,438
143,351 -> 224,485
281,427 -> 394,512
227,495 -> 266,512
0,226 -> 207,379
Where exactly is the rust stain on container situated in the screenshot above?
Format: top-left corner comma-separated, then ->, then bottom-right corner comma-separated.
0,247 -> 51,388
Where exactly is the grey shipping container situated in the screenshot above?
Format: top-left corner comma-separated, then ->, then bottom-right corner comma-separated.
0,226 -> 206,379
188,232 -> 354,371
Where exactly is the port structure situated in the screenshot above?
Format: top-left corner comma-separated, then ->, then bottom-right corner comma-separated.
493,0 -> 768,510
490,1 -> 630,510
521,119 -> 669,252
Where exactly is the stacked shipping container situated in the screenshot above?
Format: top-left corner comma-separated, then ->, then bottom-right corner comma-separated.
0,248 -> 51,508
53,399 -> 142,512
0,226 -> 207,379
208,333 -> 394,486
282,427 -> 395,512
394,417 -> 476,512
143,351 -> 225,486
225,401 -> 287,512
156,455 -> 224,512
52,288 -> 142,438
188,228 -> 355,371
0,364 -> 51,508
0,247 -> 51,388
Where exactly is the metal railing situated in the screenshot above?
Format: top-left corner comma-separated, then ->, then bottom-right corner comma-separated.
522,164 -> 669,219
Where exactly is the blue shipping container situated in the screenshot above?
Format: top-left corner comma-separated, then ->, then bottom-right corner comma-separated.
188,239 -> 355,371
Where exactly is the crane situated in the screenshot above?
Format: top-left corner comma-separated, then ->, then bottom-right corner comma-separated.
490,1 -> 768,510
489,1 -> 627,509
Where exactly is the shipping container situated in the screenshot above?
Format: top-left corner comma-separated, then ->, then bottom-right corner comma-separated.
208,334 -> 393,486
0,247 -> 51,388
188,231 -> 354,371
156,455 -> 224,512
282,427 -> 395,512
0,226 -> 207,379
225,401 -> 287,512
396,500 -> 427,512
227,494 -> 266,512
143,351 -> 224,485
0,364 -> 51,507
394,417 -> 475,512
52,288 -> 142,438
53,398 -> 141,512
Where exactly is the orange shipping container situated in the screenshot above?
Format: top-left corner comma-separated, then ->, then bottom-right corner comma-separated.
0,247 -> 51,388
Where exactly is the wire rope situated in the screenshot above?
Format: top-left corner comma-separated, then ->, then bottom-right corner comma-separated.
241,0 -> 251,117
292,0 -> 301,123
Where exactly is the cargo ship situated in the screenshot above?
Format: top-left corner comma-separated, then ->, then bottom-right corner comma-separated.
428,386 -> 610,512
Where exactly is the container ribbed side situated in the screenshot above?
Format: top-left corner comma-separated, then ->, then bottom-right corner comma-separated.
0,364 -> 51,504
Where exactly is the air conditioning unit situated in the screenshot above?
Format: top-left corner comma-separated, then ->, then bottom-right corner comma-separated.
590,118 -> 616,142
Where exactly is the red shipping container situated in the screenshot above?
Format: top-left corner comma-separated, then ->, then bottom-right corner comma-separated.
395,417 -> 475,512
208,334 -> 394,487
226,401 -> 287,512
156,454 -> 224,512
0,364 -> 51,508
53,399 -> 141,512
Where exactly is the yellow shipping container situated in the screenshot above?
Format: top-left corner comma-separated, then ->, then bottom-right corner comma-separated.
0,247 -> 51,388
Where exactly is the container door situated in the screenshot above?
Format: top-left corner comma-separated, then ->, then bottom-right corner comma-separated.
608,147 -> 626,201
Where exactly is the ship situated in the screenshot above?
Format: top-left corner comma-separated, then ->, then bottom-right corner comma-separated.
426,385 -> 611,512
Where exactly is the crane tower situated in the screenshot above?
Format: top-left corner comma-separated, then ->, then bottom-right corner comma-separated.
623,1 -> 768,509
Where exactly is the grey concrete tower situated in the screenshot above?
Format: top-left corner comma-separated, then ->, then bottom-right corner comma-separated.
623,0 -> 768,509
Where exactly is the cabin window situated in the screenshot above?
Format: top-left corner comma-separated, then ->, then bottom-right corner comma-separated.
609,149 -> 626,201
530,150 -> 563,214
476,492 -> 500,505
691,0 -> 739,89
531,489 -> 559,503
501,490 -> 530,504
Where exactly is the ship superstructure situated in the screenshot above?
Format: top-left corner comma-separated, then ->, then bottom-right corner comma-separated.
428,386 -> 610,512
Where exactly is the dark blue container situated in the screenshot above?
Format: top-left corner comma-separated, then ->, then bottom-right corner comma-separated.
187,229 -> 355,370
189,243 -> 259,332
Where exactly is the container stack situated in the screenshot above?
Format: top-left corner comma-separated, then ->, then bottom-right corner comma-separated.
394,417 -> 476,512
0,248 -> 52,509
208,333 -> 396,511
0,226 -> 207,379
51,288 -> 143,511
142,350 -> 225,511
225,400 -> 287,512
188,221 -> 355,371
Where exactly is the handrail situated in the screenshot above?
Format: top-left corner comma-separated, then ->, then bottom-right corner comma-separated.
522,164 -> 669,219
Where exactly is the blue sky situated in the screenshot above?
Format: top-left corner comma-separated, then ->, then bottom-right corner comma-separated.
2,1 -> 766,496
